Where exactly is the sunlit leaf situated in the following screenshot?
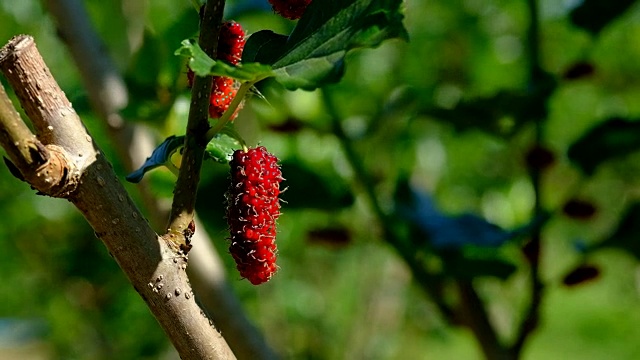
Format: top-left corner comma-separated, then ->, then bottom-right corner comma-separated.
204,132 -> 242,163
175,40 -> 274,82
244,0 -> 408,90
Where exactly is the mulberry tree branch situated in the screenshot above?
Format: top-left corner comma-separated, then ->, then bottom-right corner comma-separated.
165,0 -> 226,247
0,34 -> 235,360
43,0 -> 278,358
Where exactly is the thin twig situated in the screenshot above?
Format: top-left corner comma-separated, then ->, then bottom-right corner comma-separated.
165,0 -> 225,246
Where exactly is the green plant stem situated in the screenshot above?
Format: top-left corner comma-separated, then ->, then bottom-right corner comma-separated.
205,81 -> 255,142
323,88 -> 455,322
166,0 -> 225,246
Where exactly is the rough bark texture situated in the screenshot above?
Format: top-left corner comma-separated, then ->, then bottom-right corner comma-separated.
0,34 -> 235,360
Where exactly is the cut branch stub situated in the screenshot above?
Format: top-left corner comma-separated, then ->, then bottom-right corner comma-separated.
0,35 -> 95,170
19,142 -> 78,196
0,71 -> 78,196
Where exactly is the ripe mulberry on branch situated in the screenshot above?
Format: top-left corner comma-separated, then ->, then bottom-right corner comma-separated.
268,0 -> 312,20
187,20 -> 246,119
226,146 -> 283,285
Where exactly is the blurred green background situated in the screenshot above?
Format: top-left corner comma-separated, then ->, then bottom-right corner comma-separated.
2,0 -> 640,359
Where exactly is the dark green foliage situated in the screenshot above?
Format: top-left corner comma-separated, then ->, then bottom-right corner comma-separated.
245,0 -> 408,89
568,117 -> 640,175
570,0 -> 637,35
279,161 -> 354,210
422,88 -> 553,137
597,202 -> 640,260
440,249 -> 517,280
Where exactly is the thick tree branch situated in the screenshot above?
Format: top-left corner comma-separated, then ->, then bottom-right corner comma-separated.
0,35 -> 234,360
43,1 -> 277,358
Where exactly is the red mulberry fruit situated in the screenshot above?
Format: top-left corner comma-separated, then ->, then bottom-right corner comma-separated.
268,0 -> 312,20
187,20 -> 246,119
209,76 -> 237,119
226,146 -> 283,285
217,21 -> 246,66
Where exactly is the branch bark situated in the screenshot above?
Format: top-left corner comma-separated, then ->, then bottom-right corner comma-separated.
42,0 -> 277,358
0,34 -> 234,360
166,0 -> 225,245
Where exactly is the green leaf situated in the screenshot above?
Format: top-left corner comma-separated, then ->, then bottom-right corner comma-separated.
175,40 -> 274,82
245,0 -> 408,90
570,0 -> 637,35
205,131 -> 242,164
568,117 -> 640,175
242,30 -> 288,64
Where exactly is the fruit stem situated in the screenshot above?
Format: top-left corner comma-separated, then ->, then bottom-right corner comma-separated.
205,80 -> 255,142
165,157 -> 180,177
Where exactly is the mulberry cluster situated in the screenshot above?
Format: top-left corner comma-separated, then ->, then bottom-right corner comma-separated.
188,20 -> 246,119
268,0 -> 312,20
226,146 -> 282,285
